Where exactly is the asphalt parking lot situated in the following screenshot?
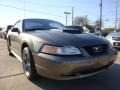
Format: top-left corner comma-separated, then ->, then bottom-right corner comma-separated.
0,38 -> 120,90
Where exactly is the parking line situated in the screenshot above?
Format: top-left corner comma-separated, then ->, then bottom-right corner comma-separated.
0,72 -> 24,79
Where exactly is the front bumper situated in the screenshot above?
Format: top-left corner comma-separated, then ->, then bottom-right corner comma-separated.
33,49 -> 117,80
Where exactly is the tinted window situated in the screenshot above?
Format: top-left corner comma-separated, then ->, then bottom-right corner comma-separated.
24,19 -> 65,31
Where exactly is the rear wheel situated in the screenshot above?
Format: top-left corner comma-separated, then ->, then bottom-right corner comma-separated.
22,47 -> 37,80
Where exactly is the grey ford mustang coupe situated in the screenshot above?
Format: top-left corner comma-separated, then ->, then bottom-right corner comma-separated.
7,19 -> 117,80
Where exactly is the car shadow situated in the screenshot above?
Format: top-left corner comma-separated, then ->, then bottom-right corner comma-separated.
31,63 -> 120,90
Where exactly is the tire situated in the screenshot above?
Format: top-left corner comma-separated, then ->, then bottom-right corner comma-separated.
22,47 -> 37,80
2,35 -> 5,39
7,39 -> 13,56
1,34 -> 3,39
1,34 -> 4,39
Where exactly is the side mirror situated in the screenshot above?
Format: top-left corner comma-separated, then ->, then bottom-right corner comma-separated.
12,28 -> 20,34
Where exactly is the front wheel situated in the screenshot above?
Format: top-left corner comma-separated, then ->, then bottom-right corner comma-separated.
22,47 -> 37,80
7,39 -> 13,56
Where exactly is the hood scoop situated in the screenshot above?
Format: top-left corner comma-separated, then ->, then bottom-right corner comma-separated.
62,28 -> 82,34
50,28 -> 82,34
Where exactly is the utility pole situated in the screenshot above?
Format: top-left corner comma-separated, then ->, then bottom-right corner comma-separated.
115,0 -> 118,31
72,7 -> 74,25
24,0 -> 26,18
119,18 -> 120,28
100,0 -> 102,32
64,12 -> 71,26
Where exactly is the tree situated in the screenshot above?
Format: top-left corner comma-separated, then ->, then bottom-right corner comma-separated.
85,24 -> 95,33
94,19 -> 103,30
73,16 -> 96,32
102,28 -> 114,36
103,28 -> 114,33
73,16 -> 89,26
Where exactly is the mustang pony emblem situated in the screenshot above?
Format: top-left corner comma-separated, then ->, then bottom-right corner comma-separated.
92,46 -> 103,53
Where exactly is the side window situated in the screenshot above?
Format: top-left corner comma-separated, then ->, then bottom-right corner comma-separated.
11,21 -> 22,32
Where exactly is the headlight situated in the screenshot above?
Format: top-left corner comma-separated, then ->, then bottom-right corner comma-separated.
41,45 -> 81,55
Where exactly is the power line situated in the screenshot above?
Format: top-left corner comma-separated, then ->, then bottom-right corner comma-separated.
26,1 -> 72,8
3,0 -> 102,10
4,0 -> 73,8
0,3 -> 64,18
24,0 -> 26,18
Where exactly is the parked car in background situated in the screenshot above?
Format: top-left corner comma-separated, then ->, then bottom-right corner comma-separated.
0,27 -> 2,31
106,29 -> 120,48
66,25 -> 106,37
0,28 -> 3,38
0,25 -> 13,39
92,29 -> 103,36
7,18 -> 117,80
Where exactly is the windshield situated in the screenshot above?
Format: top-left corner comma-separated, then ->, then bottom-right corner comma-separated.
23,19 -> 65,31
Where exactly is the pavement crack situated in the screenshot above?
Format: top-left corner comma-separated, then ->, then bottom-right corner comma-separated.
0,72 -> 24,79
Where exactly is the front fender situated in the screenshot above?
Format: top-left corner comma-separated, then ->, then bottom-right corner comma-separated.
21,35 -> 44,54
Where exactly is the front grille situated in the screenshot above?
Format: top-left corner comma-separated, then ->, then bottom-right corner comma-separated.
74,63 -> 112,75
63,63 -> 113,77
84,44 -> 108,56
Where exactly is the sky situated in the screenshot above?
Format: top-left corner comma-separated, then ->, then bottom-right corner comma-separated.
0,0 -> 120,28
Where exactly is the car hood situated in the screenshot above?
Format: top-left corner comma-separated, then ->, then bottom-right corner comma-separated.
26,30 -> 107,46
